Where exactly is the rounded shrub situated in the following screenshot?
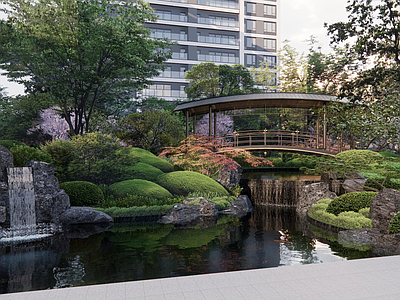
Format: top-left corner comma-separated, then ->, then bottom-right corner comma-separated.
335,150 -> 383,166
10,145 -> 52,167
326,191 -> 377,216
364,177 -> 400,191
124,163 -> 164,181
122,147 -> 174,172
389,212 -> 400,234
157,171 -> 229,196
209,197 -> 231,210
60,181 -> 104,206
109,179 -> 173,199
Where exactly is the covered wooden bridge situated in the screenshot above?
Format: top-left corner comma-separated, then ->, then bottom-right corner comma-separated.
174,93 -> 350,156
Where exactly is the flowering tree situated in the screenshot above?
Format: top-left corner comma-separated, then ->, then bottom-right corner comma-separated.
159,135 -> 273,177
28,107 -> 72,140
196,113 -> 234,136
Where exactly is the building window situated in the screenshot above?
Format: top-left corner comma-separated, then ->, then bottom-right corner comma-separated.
246,54 -> 256,66
264,5 -> 276,18
246,2 -> 256,15
264,55 -> 277,67
246,20 -> 256,33
246,37 -> 256,49
264,22 -> 276,35
264,39 -> 276,52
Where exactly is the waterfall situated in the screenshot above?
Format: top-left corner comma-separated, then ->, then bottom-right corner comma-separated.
7,167 -> 36,231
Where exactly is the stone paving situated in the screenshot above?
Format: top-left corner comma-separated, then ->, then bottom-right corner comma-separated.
0,255 -> 399,300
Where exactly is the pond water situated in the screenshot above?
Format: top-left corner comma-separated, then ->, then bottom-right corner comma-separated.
0,206 -> 373,294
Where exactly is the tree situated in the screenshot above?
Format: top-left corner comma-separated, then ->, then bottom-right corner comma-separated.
115,110 -> 184,154
249,60 -> 278,92
195,112 -> 234,135
0,0 -> 171,135
184,62 -> 258,100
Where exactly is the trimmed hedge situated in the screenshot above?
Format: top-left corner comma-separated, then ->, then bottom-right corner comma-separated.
326,192 -> 377,216
100,194 -> 184,208
157,171 -> 229,196
124,162 -> 164,181
335,150 -> 383,166
389,212 -> 400,234
364,177 -> 400,191
123,147 -> 174,172
60,181 -> 104,206
109,179 -> 173,199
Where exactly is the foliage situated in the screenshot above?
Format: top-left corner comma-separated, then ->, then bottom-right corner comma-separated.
0,140 -> 25,149
0,0 -> 171,135
60,181 -> 104,206
229,185 -> 243,197
389,212 -> 400,234
109,179 -> 173,199
187,191 -> 231,200
335,150 -> 383,166
115,110 -> 184,155
121,147 -> 174,173
159,135 -> 272,177
195,113 -> 234,136
364,177 -> 400,192
308,198 -> 373,230
99,194 -> 184,208
326,192 -> 377,216
157,171 -> 229,196
187,200 -> 200,206
96,205 -> 174,218
249,60 -> 277,92
184,62 -> 258,100
209,197 -> 232,210
358,207 -> 370,218
379,151 -> 400,159
9,144 -> 52,167
123,163 -> 164,182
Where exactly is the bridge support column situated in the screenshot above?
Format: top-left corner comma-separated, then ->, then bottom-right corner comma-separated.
316,119 -> 320,149
214,112 -> 217,138
323,106 -> 327,150
193,115 -> 196,135
186,110 -> 189,137
209,106 -> 212,137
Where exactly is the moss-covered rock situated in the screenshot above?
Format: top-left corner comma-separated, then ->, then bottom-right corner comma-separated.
60,181 -> 104,206
109,179 -> 173,199
157,171 -> 229,196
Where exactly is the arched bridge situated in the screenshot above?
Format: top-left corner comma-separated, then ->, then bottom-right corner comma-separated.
174,93 -> 351,156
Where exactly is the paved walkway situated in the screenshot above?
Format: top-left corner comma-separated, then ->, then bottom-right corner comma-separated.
1,255 -> 399,300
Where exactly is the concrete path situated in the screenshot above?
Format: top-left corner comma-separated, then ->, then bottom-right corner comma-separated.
0,255 -> 399,300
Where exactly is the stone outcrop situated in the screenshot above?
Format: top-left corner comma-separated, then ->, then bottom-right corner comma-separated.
158,204 -> 201,226
26,161 -> 70,224
343,177 -> 367,193
370,188 -> 400,233
338,228 -> 381,248
60,207 -> 113,225
0,146 -> 13,224
221,195 -> 253,217
297,182 -> 337,213
217,164 -> 242,189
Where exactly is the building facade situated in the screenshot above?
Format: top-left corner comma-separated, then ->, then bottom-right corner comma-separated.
142,0 -> 280,100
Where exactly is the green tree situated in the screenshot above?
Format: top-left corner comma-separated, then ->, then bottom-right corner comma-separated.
0,0 -> 171,135
249,60 -> 277,92
116,110 -> 185,155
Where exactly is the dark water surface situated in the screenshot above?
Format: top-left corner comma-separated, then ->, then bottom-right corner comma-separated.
0,207 -> 371,294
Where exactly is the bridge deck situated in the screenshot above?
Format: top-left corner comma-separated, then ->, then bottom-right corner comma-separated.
223,145 -> 337,156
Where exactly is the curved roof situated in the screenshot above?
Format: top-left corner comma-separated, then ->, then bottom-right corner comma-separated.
174,93 -> 339,114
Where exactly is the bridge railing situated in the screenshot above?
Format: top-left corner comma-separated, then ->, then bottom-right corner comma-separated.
214,130 -> 351,154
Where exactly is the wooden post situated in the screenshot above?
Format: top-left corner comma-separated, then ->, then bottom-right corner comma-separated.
193,115 -> 196,135
214,111 -> 217,138
316,119 -> 320,149
209,106 -> 212,137
185,110 -> 189,137
323,106 -> 327,150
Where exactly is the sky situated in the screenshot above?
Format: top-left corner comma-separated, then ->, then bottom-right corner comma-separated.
0,0 -> 350,96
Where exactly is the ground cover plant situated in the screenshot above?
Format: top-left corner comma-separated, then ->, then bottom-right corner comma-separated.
96,205 -> 175,218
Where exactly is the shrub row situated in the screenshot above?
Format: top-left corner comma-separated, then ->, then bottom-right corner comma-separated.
100,194 -> 184,208
95,205 -> 174,218
326,192 -> 377,216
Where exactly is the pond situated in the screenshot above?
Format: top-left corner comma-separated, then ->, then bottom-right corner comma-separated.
0,206 -> 372,294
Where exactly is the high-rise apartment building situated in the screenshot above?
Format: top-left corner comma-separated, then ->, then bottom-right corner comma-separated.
142,0 -> 279,100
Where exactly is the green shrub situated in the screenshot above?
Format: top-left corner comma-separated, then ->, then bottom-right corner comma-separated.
122,147 -> 174,172
60,181 -> 104,206
209,197 -> 231,210
0,140 -> 25,149
335,150 -> 383,166
326,192 -> 377,216
99,194 -> 184,208
123,162 -> 164,181
389,212 -> 400,234
109,179 -> 173,199
157,171 -> 229,196
364,177 -> 400,191
379,151 -> 400,158
96,205 -> 174,218
358,207 -> 370,218
10,145 -> 52,167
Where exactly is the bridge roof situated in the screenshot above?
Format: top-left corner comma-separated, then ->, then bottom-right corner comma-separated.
174,93 -> 339,114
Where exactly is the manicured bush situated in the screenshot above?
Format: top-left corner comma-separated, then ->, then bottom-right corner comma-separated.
0,140 -> 25,149
157,171 -> 229,196
364,177 -> 400,191
389,212 -> 400,234
379,151 -> 400,158
99,194 -> 184,208
326,192 -> 377,216
122,147 -> 174,172
109,179 -> 173,199
123,162 -> 164,181
358,207 -> 370,218
96,205 -> 174,218
335,150 -> 383,165
10,145 -> 52,167
60,181 -> 104,206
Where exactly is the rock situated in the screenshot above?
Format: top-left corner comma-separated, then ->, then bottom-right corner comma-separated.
372,233 -> 400,256
51,190 -> 71,224
338,228 -> 381,248
64,223 -> 112,239
199,198 -> 218,217
183,197 -> 205,205
217,164 -> 242,189
297,182 -> 337,213
0,206 -> 6,223
343,173 -> 367,193
0,146 -> 13,224
221,195 -> 253,217
60,207 -> 112,225
158,204 -> 201,226
370,188 -> 400,233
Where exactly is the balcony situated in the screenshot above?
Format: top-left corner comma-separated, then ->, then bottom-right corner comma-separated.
197,35 -> 239,46
198,54 -> 239,64
197,17 -> 238,28
158,70 -> 186,79
151,32 -> 188,41
197,0 -> 238,9
156,12 -> 187,22
142,89 -> 187,99
171,52 -> 188,60
154,0 -> 188,3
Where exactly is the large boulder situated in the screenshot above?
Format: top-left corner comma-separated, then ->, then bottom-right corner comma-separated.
217,164 -> 242,189
221,195 -> 253,217
183,197 -> 218,217
338,228 -> 381,248
343,176 -> 367,193
60,207 -> 112,225
370,188 -> 400,233
0,146 -> 13,224
158,204 -> 201,226
297,182 -> 337,213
